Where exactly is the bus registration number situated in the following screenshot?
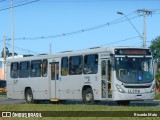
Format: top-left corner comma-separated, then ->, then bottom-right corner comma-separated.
128,89 -> 140,94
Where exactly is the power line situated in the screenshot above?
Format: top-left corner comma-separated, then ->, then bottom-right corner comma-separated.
99,36 -> 141,47
118,11 -> 143,41
153,8 -> 160,11
0,2 -> 158,42
5,13 -> 141,41
1,8 -> 158,43
0,0 -> 32,10
0,0 -> 7,2
38,0 -> 160,2
0,0 -> 40,12
75,36 -> 142,52
4,36 -> 141,55
109,11 -> 137,25
137,9 -> 153,48
0,6 -> 157,51
38,0 -> 122,3
6,43 -> 39,55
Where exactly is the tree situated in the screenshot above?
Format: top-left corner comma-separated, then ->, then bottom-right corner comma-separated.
1,47 -> 18,58
1,47 -> 9,58
149,36 -> 160,92
156,71 -> 160,92
149,36 -> 160,59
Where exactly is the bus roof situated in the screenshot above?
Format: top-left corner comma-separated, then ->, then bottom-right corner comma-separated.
7,46 -> 150,62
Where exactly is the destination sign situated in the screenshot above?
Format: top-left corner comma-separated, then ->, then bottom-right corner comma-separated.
115,49 -> 151,55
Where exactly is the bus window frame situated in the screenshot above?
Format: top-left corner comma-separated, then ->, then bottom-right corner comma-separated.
19,61 -> 30,78
30,60 -> 42,77
10,62 -> 19,78
61,57 -> 68,76
42,59 -> 48,77
69,56 -> 83,75
83,54 -> 98,74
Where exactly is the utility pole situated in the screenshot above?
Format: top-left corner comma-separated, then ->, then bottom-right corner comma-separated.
49,43 -> 52,54
11,0 -> 14,58
3,36 -> 6,80
137,9 -> 153,48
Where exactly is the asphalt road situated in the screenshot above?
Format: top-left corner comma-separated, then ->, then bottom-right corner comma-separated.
0,98 -> 26,104
0,98 -> 160,106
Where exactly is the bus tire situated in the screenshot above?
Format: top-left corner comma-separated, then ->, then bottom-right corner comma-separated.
25,89 -> 34,103
82,88 -> 95,104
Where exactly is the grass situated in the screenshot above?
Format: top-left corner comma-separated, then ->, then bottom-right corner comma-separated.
1,103 -> 160,111
0,104 -> 160,120
0,93 -> 6,99
155,92 -> 160,100
0,93 -> 160,120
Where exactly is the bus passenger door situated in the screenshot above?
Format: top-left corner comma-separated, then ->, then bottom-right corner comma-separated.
50,62 -> 59,101
101,59 -> 112,99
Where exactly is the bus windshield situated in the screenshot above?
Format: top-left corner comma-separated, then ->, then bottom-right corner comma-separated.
115,57 -> 154,83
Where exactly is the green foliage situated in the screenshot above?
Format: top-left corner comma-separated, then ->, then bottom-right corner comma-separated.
1,47 -> 9,58
0,104 -> 160,120
1,46 -> 18,58
156,71 -> 160,92
155,92 -> 160,100
149,36 -> 160,59
149,36 -> 160,92
156,71 -> 160,83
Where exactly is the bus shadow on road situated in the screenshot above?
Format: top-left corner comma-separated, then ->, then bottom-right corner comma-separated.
51,100 -> 160,106
95,101 -> 159,106
129,101 -> 160,107
1,99 -> 159,106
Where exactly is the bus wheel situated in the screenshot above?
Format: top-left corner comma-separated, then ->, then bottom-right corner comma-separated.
82,88 -> 94,104
117,101 -> 130,106
25,89 -> 34,103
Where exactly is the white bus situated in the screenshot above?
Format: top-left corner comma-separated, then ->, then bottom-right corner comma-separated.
6,46 -> 155,105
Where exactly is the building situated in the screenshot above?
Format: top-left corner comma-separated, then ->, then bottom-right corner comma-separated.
0,58 -> 5,80
0,55 -> 24,80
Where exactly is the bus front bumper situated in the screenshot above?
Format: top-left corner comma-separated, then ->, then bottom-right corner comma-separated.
114,91 -> 155,101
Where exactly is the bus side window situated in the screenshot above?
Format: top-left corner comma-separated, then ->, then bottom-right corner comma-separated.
42,59 -> 48,77
84,54 -> 98,74
61,57 -> 68,76
69,56 -> 83,75
30,60 -> 42,77
10,62 -> 19,78
19,61 -> 30,78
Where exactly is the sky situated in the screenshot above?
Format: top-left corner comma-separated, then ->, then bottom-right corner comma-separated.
0,0 -> 160,55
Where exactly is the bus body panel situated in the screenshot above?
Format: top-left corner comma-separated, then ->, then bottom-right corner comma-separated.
6,46 -> 155,103
111,71 -> 155,101
57,74 -> 100,100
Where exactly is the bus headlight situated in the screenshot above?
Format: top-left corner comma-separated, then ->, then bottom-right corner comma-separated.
150,84 -> 156,93
116,84 -> 126,93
